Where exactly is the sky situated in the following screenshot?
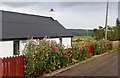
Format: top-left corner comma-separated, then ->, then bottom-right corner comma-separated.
0,1 -> 118,29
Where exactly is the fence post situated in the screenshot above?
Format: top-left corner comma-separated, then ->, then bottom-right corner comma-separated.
19,56 -> 22,76
3,57 -> 5,76
22,56 -> 25,76
7,57 -> 11,76
4,57 -> 8,76
0,58 -> 2,77
14,56 -> 19,76
11,56 -> 14,76
9,57 -> 13,76
15,56 -> 19,76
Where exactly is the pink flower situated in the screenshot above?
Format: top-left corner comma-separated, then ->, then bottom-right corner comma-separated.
25,56 -> 29,58
40,40 -> 44,45
50,45 -> 52,48
57,51 -> 60,55
51,40 -> 57,44
47,40 -> 50,43
80,47 -> 83,52
43,38 -> 47,41
31,43 -> 35,46
69,54 -> 72,57
31,41 -> 36,46
54,47 -> 59,51
66,56 -> 69,59
66,54 -> 72,59
33,58 -> 38,63
64,49 -> 68,52
35,51 -> 39,55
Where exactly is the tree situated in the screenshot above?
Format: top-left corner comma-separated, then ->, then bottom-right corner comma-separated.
92,18 -> 120,41
92,27 -> 105,40
99,26 -> 103,29
116,18 -> 120,27
116,18 -> 120,40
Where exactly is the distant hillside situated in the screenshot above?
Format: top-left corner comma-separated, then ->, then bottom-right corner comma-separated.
67,29 -> 93,36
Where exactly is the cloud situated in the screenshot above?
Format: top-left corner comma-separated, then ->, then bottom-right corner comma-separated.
58,2 -> 105,7
2,2 -> 117,12
56,9 -> 106,29
0,2 -> 118,29
2,2 -> 39,7
1,0 -> 120,2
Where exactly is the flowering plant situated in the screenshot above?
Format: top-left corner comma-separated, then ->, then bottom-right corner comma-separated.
93,40 -> 112,55
23,37 -> 112,77
23,38 -> 69,77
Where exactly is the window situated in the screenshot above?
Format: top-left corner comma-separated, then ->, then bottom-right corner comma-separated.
59,37 -> 62,44
13,41 -> 19,55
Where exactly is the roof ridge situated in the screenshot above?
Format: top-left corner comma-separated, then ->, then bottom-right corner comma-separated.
0,10 -> 54,20
67,29 -> 93,30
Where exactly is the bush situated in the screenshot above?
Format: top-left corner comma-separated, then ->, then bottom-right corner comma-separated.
23,38 -> 70,77
93,40 -> 112,55
23,38 -> 84,77
23,38 -> 112,77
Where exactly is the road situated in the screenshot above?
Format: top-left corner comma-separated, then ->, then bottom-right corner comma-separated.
56,51 -> 118,76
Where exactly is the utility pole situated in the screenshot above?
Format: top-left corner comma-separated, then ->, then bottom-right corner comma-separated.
105,1 -> 109,40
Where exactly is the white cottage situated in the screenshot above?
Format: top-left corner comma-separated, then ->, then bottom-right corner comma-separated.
0,10 -> 73,58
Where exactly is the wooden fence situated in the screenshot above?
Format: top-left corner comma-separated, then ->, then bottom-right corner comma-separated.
86,45 -> 94,55
0,55 -> 25,77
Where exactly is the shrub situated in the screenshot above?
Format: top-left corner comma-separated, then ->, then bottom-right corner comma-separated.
23,38 -> 112,77
93,40 -> 112,55
23,38 -> 70,77
23,38 -> 87,77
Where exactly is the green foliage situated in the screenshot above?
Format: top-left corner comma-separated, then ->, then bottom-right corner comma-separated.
107,26 -> 120,41
116,18 -> 120,27
23,38 -> 69,77
23,38 -> 84,77
93,40 -> 112,55
92,27 -> 105,40
93,41 -> 102,55
23,38 -> 112,77
71,48 -> 80,60
92,18 -> 120,41
92,25 -> 120,41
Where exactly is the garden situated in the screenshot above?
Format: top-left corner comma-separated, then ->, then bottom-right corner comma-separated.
22,37 -> 112,77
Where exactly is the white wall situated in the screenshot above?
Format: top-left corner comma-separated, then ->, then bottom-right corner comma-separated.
62,37 -> 72,48
0,37 -> 72,58
0,41 -> 13,58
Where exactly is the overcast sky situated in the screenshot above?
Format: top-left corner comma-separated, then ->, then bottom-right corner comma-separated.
0,1 -> 118,29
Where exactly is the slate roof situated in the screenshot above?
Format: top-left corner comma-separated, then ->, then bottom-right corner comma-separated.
0,10 -> 72,41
